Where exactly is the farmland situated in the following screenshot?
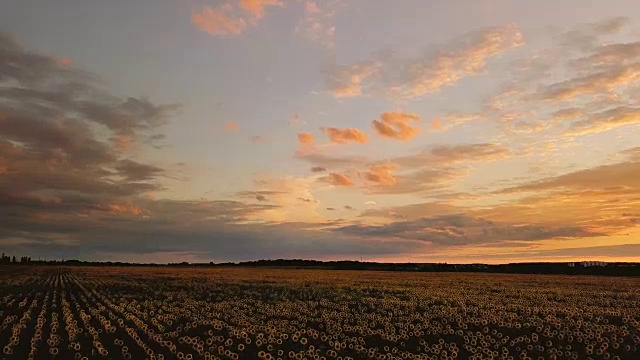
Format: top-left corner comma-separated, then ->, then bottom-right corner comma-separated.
0,267 -> 638,360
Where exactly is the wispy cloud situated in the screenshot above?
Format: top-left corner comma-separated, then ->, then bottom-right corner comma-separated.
297,0 -> 340,48
323,24 -> 523,101
325,61 -> 380,98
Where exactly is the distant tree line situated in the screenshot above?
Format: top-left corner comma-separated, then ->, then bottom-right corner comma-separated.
1,254 -> 639,276
0,253 -> 31,264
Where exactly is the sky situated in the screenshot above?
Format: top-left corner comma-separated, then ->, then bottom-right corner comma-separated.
1,0 -> 639,263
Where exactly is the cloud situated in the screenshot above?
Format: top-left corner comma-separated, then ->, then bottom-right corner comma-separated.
297,0 -> 339,48
621,147 -> 640,162
564,106 -> 640,136
249,174 -> 322,223
0,33 -> 177,204
500,160 -> 640,194
191,4 -> 248,37
344,205 -> 355,211
393,143 -> 511,168
239,0 -> 283,19
358,143 -> 510,195
236,190 -> 285,203
334,214 -> 598,246
431,119 -> 441,130
368,167 -> 462,195
360,202 -> 461,221
191,0 -> 283,37
388,24 -> 523,100
361,163 -> 397,186
372,112 -> 421,141
571,42 -> 640,71
321,24 -> 522,101
104,203 -> 147,216
556,17 -> 629,51
310,166 -> 327,173
325,61 -> 380,98
321,127 -> 368,144
481,149 -> 640,237
539,64 -> 640,102
224,122 -> 239,131
297,132 -> 315,144
295,151 -> 366,169
111,134 -> 134,152
116,160 -> 165,182
552,108 -> 584,121
320,172 -> 355,187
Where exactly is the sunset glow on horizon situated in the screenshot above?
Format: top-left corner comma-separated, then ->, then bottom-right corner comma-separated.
1,0 -> 639,263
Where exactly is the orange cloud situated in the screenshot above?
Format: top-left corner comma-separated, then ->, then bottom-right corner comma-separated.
431,119 -> 441,130
321,127 -> 368,144
541,64 -> 640,102
192,0 -> 283,37
239,0 -> 283,19
321,172 -> 355,187
192,4 -> 248,36
297,132 -> 315,144
105,203 -> 145,216
372,112 -> 420,141
225,122 -> 239,131
362,164 -> 398,186
0,165 -> 7,175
